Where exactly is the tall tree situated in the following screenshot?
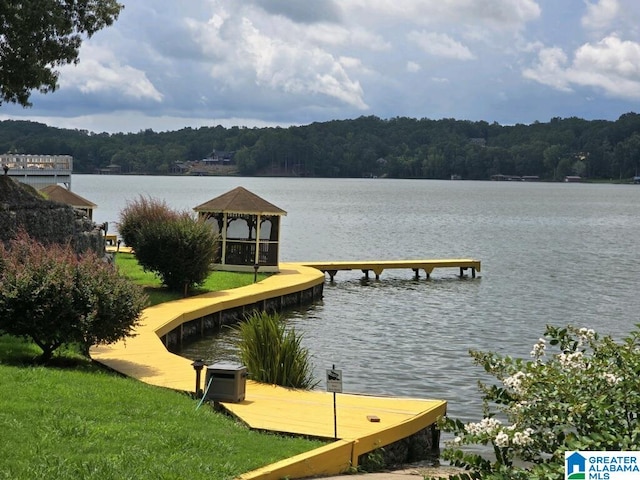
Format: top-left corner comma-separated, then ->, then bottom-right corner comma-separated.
0,1 -> 123,106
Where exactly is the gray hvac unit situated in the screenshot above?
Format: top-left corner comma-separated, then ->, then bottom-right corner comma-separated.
204,362 -> 247,403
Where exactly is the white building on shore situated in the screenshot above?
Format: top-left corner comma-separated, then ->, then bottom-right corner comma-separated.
0,154 -> 73,189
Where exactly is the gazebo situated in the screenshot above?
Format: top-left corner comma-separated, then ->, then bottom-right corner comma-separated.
39,184 -> 97,220
194,187 -> 287,273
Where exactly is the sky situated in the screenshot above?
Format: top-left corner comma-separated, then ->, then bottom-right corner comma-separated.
1,0 -> 640,134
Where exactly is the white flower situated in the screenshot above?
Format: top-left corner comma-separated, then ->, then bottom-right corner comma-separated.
557,351 -> 586,369
577,327 -> 596,345
578,327 -> 595,339
530,338 -> 546,359
601,372 -> 622,385
494,431 -> 509,448
503,371 -> 529,395
512,428 -> 534,446
464,417 -> 502,436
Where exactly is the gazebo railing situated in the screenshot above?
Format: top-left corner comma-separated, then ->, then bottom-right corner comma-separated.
224,240 -> 279,266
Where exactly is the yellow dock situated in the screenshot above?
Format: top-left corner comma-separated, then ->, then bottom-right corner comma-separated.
90,261 -> 450,479
303,258 -> 481,280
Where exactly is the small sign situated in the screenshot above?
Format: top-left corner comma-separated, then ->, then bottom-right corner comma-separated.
326,368 -> 343,393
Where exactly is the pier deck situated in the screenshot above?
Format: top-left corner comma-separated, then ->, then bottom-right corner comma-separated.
90,261 -> 450,479
303,258 -> 481,280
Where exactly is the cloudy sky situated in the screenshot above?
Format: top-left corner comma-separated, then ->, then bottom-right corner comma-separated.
1,0 -> 640,133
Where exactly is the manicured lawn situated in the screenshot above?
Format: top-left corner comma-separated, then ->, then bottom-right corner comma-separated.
114,252 -> 269,306
0,257 -> 325,479
0,348 -> 324,479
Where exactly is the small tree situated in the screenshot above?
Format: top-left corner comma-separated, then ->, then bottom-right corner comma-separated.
432,324 -> 640,480
0,232 -> 146,361
119,196 -> 219,296
236,311 -> 318,389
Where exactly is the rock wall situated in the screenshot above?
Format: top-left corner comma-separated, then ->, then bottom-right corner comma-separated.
0,175 -> 104,254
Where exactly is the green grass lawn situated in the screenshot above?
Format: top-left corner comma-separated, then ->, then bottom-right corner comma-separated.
0,255 -> 325,479
114,252 -> 270,306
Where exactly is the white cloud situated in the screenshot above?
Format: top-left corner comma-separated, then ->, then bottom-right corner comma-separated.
59,45 -> 163,102
3,0 -> 639,134
345,0 -> 541,29
523,35 -> 640,99
582,0 -> 620,31
0,111 -> 290,134
408,31 -> 475,60
187,8 -> 368,109
407,61 -> 421,73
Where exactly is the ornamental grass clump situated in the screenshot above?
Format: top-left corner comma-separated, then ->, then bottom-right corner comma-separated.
432,324 -> 640,480
236,312 -> 318,389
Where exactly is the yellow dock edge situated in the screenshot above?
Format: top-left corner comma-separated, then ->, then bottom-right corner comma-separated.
238,400 -> 447,480
237,440 -> 354,480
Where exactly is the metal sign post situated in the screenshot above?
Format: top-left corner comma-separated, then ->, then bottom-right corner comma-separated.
326,365 -> 342,439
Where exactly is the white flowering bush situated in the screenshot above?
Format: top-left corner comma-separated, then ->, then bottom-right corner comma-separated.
431,325 -> 640,480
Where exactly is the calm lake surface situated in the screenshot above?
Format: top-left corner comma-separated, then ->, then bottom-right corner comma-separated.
74,175 -> 640,421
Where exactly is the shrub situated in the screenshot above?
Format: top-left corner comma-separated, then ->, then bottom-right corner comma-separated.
119,196 -> 219,295
432,324 -> 640,480
0,231 -> 146,361
236,312 -> 318,389
118,195 -> 179,251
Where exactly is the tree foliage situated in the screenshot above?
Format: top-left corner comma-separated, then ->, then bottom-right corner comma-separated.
432,324 -> 640,480
0,1 -> 123,106
0,231 -> 145,361
118,196 -> 219,295
2,113 -> 640,180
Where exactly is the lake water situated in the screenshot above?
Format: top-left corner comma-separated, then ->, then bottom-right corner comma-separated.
74,175 -> 640,421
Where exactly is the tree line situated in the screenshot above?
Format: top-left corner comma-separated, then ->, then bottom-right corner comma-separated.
1,113 -> 640,180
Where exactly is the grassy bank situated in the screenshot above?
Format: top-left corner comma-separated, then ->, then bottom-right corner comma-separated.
0,355 -> 324,479
0,256 -> 325,479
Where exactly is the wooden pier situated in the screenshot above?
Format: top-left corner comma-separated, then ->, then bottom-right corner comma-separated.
303,258 -> 481,281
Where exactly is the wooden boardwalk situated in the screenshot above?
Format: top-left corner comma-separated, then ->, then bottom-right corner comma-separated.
90,261 -> 450,479
303,258 -> 481,280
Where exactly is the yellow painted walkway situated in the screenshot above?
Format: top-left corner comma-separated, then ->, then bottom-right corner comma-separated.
90,261 -> 448,479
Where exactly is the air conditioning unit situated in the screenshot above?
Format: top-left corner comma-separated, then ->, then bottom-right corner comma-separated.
204,362 -> 247,403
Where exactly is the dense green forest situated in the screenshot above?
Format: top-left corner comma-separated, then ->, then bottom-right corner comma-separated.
2,113 -> 640,180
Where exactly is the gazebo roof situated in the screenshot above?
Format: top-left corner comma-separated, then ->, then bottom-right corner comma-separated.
194,186 -> 287,216
39,184 -> 97,208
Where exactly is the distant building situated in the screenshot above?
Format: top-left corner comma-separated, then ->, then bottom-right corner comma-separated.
0,153 -> 73,189
202,150 -> 235,164
96,164 -> 121,175
491,174 -> 521,181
